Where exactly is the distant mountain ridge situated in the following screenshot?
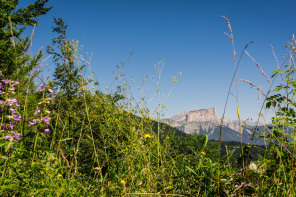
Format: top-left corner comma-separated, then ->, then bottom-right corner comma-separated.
161,108 -> 266,145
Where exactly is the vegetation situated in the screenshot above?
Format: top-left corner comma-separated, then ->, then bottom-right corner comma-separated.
1,1 -> 296,196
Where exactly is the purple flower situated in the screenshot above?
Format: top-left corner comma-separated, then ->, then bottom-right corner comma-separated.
7,122 -> 15,129
34,108 -> 40,115
0,86 -> 4,95
5,131 -> 21,142
240,168 -> 246,172
1,124 -> 7,130
48,88 -> 55,94
28,119 -> 39,127
43,128 -> 50,134
5,98 -> 19,107
48,98 -> 54,102
41,117 -> 50,125
13,80 -> 19,85
9,108 -> 17,114
5,134 -> 13,139
13,114 -> 21,122
39,85 -> 46,91
2,78 -> 11,84
0,100 -> 3,105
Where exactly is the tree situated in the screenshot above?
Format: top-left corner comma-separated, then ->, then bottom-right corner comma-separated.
47,17 -> 86,98
47,17 -> 88,141
0,0 -> 51,82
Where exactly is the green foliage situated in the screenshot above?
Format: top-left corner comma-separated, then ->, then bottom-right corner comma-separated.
0,0 -> 51,80
2,4 -> 296,195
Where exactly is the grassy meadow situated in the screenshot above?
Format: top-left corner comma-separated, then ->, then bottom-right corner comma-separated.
1,1 -> 296,196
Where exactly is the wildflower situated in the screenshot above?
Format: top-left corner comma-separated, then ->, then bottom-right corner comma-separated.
29,119 -> 39,127
144,134 -> 152,138
166,136 -> 169,139
2,78 -> 11,84
57,174 -> 62,178
5,131 -> 21,142
39,85 -> 46,91
0,87 -> 4,95
200,152 -> 206,156
13,80 -> 19,85
1,124 -> 6,130
41,117 -> 50,125
48,88 -> 55,94
240,168 -> 246,172
7,122 -> 15,129
0,100 -> 3,105
13,114 -> 21,122
9,108 -> 17,114
9,84 -> 15,91
43,128 -> 50,134
5,98 -> 19,107
34,108 -> 40,115
120,180 -> 126,184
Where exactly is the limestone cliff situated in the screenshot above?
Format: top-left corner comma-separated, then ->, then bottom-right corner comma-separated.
161,108 -> 266,144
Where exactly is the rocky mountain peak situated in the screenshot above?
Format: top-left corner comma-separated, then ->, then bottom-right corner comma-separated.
169,107 -> 219,127
161,108 -> 266,144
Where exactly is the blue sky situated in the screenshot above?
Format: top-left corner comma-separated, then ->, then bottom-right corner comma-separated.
19,0 -> 296,120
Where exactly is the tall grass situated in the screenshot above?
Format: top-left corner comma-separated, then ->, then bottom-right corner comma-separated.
1,16 -> 296,197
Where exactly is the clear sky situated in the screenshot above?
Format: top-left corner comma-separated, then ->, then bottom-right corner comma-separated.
19,0 -> 296,121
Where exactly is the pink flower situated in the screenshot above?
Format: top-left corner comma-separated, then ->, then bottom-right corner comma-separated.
9,108 -> 17,114
2,78 -> 11,84
43,128 -> 50,134
7,121 -> 15,129
5,98 -> 19,107
41,117 -> 50,125
34,108 -> 40,115
48,88 -> 55,94
13,114 -> 21,122
29,119 -> 39,127
39,85 -> 46,91
5,131 -> 21,142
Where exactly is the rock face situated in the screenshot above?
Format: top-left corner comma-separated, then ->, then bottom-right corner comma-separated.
161,108 -> 266,144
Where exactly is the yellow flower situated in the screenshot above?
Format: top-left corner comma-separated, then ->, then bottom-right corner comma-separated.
173,77 -> 178,82
144,134 -> 152,138
165,186 -> 172,189
200,152 -> 206,156
57,174 -> 62,178
120,180 -> 126,184
166,136 -> 169,139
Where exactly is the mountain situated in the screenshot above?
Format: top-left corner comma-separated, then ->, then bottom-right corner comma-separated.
161,108 -> 267,145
